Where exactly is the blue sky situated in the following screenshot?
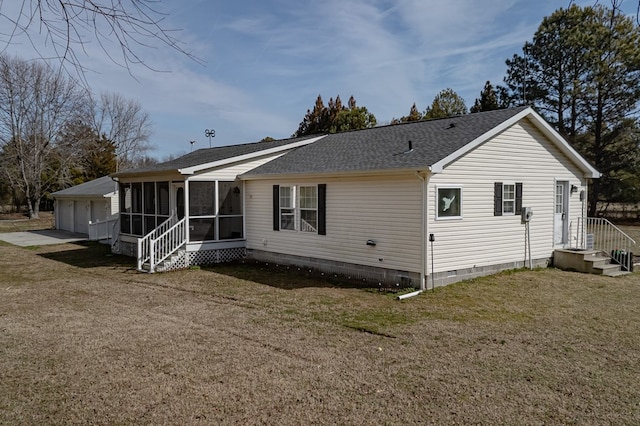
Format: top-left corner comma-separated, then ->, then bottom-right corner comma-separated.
1,0 -> 638,159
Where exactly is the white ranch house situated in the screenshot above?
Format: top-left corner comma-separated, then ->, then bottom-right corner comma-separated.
87,106 -> 633,288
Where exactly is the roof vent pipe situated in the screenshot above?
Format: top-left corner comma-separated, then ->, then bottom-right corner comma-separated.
402,140 -> 413,154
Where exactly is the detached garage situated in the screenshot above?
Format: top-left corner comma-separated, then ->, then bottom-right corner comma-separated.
52,176 -> 119,235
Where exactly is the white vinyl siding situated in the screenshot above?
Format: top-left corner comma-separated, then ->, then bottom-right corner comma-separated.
246,175 -> 422,273
427,117 -> 586,274
109,194 -> 119,216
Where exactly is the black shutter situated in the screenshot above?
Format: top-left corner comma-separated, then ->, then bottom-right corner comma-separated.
272,185 -> 280,231
494,182 -> 503,216
515,183 -> 523,214
318,184 -> 326,235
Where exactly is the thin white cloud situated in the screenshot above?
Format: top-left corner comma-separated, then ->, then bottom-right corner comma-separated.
3,0 -> 639,157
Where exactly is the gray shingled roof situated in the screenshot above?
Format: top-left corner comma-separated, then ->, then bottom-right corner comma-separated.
52,175 -> 117,197
243,106 -> 530,177
112,136 -> 316,177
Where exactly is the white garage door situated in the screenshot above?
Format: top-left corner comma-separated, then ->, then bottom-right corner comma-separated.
74,201 -> 89,235
57,200 -> 74,233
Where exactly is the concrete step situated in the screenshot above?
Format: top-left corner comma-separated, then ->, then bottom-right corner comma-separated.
604,269 -> 631,277
554,249 -> 631,277
584,256 -> 613,270
592,263 -> 623,275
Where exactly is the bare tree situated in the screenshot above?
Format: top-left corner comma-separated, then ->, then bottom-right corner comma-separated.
0,55 -> 89,218
0,1 -> 201,82
92,91 -> 152,170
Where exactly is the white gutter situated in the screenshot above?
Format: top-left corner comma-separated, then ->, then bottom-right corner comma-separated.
398,171 -> 428,300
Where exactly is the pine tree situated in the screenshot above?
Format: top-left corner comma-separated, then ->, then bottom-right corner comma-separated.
423,88 -> 467,119
470,81 -> 501,113
293,95 -> 376,136
502,4 -> 640,214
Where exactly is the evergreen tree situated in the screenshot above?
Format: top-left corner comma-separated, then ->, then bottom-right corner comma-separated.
331,97 -> 377,133
57,120 -> 116,185
293,95 -> 328,137
470,81 -> 501,113
502,4 -> 640,215
293,95 -> 376,136
390,103 -> 422,125
423,88 -> 468,119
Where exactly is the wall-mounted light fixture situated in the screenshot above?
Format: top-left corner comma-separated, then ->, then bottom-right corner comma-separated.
366,239 -> 376,246
571,184 -> 578,194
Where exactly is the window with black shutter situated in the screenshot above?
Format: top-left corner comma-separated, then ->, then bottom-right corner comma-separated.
495,182 -> 523,216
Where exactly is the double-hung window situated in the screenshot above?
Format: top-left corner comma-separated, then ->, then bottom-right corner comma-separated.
273,184 -> 325,234
502,183 -> 516,214
494,182 -> 522,216
299,186 -> 318,232
279,186 -> 296,230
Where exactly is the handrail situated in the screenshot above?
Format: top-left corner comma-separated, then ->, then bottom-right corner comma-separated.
136,214 -> 176,270
150,218 -> 187,271
137,215 -> 185,272
572,217 -> 636,271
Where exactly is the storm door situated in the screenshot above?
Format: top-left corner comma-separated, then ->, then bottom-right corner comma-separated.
171,182 -> 185,220
554,181 -> 569,246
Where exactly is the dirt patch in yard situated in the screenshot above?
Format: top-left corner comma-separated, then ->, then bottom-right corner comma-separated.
1,242 -> 640,424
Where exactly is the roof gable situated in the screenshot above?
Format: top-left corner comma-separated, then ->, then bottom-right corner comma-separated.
430,107 -> 599,177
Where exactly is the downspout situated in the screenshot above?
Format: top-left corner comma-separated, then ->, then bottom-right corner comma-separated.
398,171 -> 427,300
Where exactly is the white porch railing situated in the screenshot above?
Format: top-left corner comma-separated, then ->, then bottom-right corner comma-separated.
137,215 -> 186,273
571,217 -> 636,271
89,214 -> 119,242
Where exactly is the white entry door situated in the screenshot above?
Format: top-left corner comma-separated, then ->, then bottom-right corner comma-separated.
554,181 -> 569,246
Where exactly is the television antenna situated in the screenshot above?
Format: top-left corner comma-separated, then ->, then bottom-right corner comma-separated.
205,129 -> 215,148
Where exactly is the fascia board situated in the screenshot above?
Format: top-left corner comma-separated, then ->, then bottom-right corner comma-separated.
525,109 -> 601,179
241,167 -> 432,181
178,135 -> 327,175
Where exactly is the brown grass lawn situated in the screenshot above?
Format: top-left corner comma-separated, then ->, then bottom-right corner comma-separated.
1,241 -> 640,425
0,211 -> 54,233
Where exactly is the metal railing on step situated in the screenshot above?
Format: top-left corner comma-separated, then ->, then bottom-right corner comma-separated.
571,217 -> 636,271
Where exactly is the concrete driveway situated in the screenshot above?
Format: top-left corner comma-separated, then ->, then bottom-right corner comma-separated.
0,230 -> 88,247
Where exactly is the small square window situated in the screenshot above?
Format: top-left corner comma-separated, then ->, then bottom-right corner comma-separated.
437,187 -> 462,219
